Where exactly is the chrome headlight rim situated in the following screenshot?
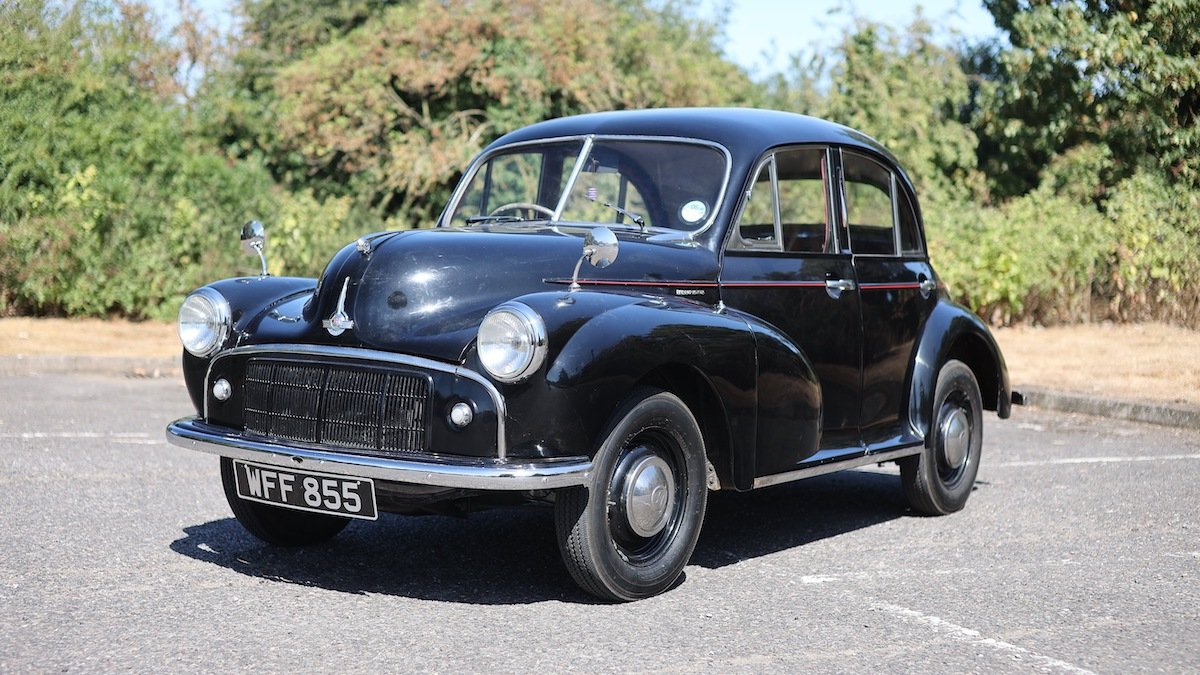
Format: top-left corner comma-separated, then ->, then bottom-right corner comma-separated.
178,287 -> 231,358
477,302 -> 548,384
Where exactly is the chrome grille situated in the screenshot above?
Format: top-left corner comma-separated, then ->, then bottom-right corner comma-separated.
243,359 -> 429,456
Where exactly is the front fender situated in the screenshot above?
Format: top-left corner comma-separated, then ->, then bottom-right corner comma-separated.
498,291 -> 758,483
181,276 -> 317,413
909,299 -> 1012,440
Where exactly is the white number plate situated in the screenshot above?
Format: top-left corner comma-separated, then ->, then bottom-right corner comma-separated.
232,460 -> 378,520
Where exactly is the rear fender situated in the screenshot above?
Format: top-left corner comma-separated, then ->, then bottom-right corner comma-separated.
909,300 -> 1012,440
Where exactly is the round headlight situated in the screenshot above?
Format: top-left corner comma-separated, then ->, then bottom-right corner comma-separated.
477,302 -> 547,383
178,288 -> 231,358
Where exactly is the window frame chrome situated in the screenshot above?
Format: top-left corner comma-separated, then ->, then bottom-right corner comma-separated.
440,133 -> 734,237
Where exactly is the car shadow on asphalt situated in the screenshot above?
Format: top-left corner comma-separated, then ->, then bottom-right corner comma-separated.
170,468 -> 911,605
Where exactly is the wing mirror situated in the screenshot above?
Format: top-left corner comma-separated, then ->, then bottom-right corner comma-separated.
568,227 -> 618,291
240,220 -> 269,277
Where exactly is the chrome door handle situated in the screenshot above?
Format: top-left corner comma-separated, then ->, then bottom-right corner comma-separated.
825,278 -> 856,299
919,278 -> 937,298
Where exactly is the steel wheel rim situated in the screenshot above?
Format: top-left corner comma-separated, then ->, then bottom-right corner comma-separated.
936,392 -> 974,486
607,431 -> 685,563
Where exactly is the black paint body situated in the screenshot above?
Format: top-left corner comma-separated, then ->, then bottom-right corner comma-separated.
180,108 -> 1013,494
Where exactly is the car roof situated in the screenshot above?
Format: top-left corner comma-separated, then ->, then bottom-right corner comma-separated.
486,108 -> 901,166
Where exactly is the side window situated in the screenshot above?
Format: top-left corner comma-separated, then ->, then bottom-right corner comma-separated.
843,152 -> 897,256
896,184 -> 922,255
775,148 -> 829,253
730,158 -> 778,250
730,148 -> 830,253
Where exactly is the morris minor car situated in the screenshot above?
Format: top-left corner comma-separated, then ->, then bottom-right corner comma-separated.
167,108 -> 1019,601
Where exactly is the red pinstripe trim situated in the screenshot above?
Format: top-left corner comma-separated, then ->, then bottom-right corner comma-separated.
721,281 -> 827,288
546,278 -> 717,288
859,282 -> 921,291
547,279 -> 921,290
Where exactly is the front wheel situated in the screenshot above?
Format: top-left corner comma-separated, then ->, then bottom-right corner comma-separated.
220,458 -> 350,545
900,359 -> 983,515
555,388 -> 708,601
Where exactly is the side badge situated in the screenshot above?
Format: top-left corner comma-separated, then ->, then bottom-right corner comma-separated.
323,277 -> 355,337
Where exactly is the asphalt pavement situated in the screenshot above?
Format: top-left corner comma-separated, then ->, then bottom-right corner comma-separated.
1,373 -> 1197,672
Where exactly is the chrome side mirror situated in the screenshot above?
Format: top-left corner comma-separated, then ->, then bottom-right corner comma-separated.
569,227 -> 619,291
240,220 -> 269,276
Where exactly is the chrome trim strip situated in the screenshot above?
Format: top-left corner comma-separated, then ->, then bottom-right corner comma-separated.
552,135 -> 594,221
752,445 -> 922,489
203,343 -> 509,460
167,417 -> 591,491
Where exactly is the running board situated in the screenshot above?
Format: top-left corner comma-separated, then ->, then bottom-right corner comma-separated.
752,445 -> 923,489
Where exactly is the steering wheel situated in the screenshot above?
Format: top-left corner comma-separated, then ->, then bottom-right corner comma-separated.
489,202 -> 555,219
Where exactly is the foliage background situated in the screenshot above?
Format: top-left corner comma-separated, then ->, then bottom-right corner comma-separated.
1,0 -> 1196,325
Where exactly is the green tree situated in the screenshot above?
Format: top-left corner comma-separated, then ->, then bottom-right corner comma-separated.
975,0 -> 1200,197
766,16 -> 987,208
212,0 -> 757,226
0,1 -> 353,318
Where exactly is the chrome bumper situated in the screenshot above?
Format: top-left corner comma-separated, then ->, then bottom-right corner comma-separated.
166,416 -> 592,491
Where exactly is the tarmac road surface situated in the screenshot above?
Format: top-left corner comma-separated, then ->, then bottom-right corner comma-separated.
1,373 -> 1197,672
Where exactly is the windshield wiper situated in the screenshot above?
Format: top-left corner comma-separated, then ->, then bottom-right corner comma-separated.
588,195 -> 646,232
465,214 -> 525,224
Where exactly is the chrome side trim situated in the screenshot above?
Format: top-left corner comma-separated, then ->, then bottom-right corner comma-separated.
752,445 -> 923,489
203,343 -> 509,460
167,417 -> 591,491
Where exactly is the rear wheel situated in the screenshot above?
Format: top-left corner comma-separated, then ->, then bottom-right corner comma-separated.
901,359 -> 983,515
220,458 -> 349,545
555,388 -> 707,601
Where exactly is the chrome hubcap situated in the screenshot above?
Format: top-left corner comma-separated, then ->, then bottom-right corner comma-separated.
619,454 -> 676,538
940,407 -> 970,470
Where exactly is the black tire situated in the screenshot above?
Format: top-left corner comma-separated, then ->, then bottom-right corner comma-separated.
554,388 -> 708,602
901,359 -> 983,515
220,457 -> 350,546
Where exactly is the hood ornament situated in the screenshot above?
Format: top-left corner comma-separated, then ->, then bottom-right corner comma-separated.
322,277 -> 356,337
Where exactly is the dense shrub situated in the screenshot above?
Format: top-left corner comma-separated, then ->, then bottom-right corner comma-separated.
929,170 -> 1200,329
1,1 -> 1196,328
0,1 -> 364,319
928,191 -> 1109,326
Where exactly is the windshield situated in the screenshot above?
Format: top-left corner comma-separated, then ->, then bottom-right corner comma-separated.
445,137 -> 728,232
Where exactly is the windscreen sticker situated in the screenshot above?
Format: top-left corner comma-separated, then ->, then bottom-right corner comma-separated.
680,200 -> 708,224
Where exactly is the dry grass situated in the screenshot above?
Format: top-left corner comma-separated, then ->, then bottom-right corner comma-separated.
1,317 -> 1196,407
0,317 -> 178,359
994,323 -> 1200,406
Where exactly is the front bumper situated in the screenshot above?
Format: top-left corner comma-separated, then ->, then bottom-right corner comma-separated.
166,416 -> 592,491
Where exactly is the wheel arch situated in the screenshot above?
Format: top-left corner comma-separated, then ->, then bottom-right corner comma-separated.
515,292 -> 758,474
908,300 -> 1012,440
637,364 -> 733,491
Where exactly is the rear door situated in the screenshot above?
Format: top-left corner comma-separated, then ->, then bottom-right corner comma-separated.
836,149 -> 936,449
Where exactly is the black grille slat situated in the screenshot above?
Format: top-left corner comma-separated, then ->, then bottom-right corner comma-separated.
242,358 -> 430,456
382,372 -> 427,452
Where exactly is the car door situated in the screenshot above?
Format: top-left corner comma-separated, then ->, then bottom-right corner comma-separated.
720,147 -> 864,478
836,149 -> 936,449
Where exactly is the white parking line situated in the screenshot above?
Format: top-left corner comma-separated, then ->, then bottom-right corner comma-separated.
874,600 -> 1098,674
993,454 -> 1200,468
0,431 -> 154,443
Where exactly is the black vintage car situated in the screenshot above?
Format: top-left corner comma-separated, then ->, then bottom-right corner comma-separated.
168,108 -> 1018,601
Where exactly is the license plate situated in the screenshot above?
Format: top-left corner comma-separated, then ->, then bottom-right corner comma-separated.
232,460 -> 378,521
